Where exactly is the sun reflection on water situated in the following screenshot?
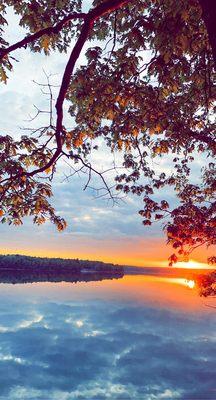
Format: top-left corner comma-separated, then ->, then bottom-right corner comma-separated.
163,278 -> 196,289
186,280 -> 195,289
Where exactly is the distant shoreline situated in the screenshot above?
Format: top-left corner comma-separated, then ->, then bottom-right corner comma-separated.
0,254 -> 124,284
0,254 -> 213,285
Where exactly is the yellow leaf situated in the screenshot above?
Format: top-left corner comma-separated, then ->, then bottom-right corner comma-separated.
172,84 -> 178,93
24,158 -> 31,167
117,139 -> 123,149
41,36 -> 50,52
106,110 -> 115,120
0,67 -> 7,84
118,98 -> 128,107
125,140 -> 130,151
154,144 -> 169,154
155,124 -> 162,133
162,88 -> 169,97
132,127 -> 139,136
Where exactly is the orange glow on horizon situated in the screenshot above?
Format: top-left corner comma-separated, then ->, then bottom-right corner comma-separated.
0,236 -> 213,269
172,259 -> 210,270
0,248 -> 213,270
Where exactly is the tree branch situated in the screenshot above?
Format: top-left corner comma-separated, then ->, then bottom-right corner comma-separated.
0,12 -> 87,60
89,0 -> 130,21
0,0 -> 132,185
198,0 -> 216,69
21,0 -> 132,178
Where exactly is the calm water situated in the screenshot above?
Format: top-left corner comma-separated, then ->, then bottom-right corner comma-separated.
0,274 -> 215,400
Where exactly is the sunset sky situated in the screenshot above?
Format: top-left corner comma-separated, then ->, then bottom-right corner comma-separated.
0,4 -> 215,400
0,5 -> 214,268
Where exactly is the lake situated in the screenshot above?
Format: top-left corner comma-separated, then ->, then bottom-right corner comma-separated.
0,274 -> 215,399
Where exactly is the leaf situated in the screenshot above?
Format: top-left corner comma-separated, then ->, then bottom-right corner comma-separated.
132,127 -> 139,136
161,200 -> 169,209
154,144 -> 168,154
142,220 -> 151,226
155,124 -> 162,133
0,66 -> 7,84
162,88 -> 169,97
45,167 -> 52,174
41,36 -> 51,52
155,214 -> 163,220
106,110 -> 115,120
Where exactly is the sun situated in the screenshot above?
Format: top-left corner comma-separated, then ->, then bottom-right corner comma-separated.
174,259 -> 209,269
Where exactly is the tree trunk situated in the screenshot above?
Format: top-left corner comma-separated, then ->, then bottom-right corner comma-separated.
199,0 -> 216,68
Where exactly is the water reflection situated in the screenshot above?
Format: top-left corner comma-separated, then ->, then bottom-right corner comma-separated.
0,268 -> 123,284
162,278 -> 196,289
186,279 -> 195,289
0,275 -> 215,399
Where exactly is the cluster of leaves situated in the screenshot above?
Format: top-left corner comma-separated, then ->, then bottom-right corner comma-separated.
0,3 -> 11,83
68,0 -> 215,263
2,0 -> 83,52
0,0 -> 215,265
0,133 -> 66,230
197,270 -> 216,297
0,0 -> 83,82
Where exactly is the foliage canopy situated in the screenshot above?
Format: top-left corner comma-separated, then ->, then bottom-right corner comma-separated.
0,0 -> 215,264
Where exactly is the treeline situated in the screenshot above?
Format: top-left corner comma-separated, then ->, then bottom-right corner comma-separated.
0,254 -> 124,284
0,254 -> 123,273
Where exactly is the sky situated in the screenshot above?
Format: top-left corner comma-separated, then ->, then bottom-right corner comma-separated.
0,4 -> 214,268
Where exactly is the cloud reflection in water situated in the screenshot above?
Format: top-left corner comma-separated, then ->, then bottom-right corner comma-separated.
0,277 -> 215,400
